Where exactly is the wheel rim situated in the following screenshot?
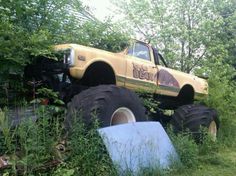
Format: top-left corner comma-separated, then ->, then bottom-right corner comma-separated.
110,107 -> 136,125
208,121 -> 217,141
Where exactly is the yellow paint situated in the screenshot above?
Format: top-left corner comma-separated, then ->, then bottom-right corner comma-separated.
54,41 -> 208,99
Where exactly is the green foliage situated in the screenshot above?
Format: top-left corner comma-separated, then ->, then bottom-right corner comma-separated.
34,88 -> 65,112
205,66 -> 236,116
168,130 -> 199,169
166,128 -> 224,176
114,0 -> 236,75
15,113 -> 54,174
85,21 -> 129,52
217,118 -> 236,148
0,0 -> 129,106
0,21 -> 53,105
56,113 -> 117,176
198,62 -> 236,149
65,20 -> 129,52
0,89 -> 65,175
0,106 -> 118,175
0,106 -> 63,175
214,0 -> 236,67
0,109 -> 13,155
51,163 -> 75,176
114,0 -> 219,72
137,92 -> 159,114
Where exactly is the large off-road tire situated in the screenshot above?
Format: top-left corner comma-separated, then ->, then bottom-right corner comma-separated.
65,85 -> 147,129
171,104 -> 219,141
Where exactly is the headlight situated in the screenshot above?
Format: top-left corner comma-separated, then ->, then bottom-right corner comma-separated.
64,48 -> 75,66
67,48 -> 75,66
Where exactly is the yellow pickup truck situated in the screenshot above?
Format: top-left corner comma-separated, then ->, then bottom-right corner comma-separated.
24,40 -> 219,140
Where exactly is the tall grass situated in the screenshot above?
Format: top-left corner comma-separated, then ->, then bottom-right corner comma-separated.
0,105 -> 117,175
0,105 -> 63,175
52,112 -> 117,176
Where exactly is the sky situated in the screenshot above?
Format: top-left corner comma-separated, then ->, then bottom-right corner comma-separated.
82,0 -> 116,22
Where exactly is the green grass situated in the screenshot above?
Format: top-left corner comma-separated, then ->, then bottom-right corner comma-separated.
0,106 -> 117,176
165,116 -> 236,176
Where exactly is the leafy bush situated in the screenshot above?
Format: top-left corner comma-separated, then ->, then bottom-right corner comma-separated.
52,113 -> 117,176
217,118 -> 236,148
202,63 -> 236,148
204,64 -> 236,116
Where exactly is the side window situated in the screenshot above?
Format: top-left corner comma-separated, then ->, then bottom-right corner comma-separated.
127,42 -> 151,61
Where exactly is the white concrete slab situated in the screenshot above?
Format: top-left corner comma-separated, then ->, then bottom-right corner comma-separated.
98,122 -> 179,175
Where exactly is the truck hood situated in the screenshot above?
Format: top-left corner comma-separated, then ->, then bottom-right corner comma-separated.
54,43 -> 124,59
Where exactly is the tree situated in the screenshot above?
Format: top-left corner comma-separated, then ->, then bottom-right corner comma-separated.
215,0 -> 236,68
0,0 -> 128,104
113,0 -> 227,73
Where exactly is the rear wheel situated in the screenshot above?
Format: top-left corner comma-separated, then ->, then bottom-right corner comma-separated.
65,85 -> 147,129
171,104 -> 219,142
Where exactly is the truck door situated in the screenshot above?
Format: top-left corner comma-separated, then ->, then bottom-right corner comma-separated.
125,41 -> 157,93
153,49 -> 181,97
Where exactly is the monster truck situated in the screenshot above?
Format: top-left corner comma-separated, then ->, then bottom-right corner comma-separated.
24,40 -> 219,140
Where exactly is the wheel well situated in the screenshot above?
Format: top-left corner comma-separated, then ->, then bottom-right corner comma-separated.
81,61 -> 116,87
178,84 -> 194,105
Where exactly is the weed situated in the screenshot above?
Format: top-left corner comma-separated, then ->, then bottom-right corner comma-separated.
56,112 -> 117,176
0,102 -> 64,175
167,128 -> 199,169
217,117 -> 236,148
0,109 -> 15,155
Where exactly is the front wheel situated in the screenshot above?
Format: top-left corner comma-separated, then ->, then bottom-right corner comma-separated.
171,104 -> 219,142
65,85 -> 147,129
